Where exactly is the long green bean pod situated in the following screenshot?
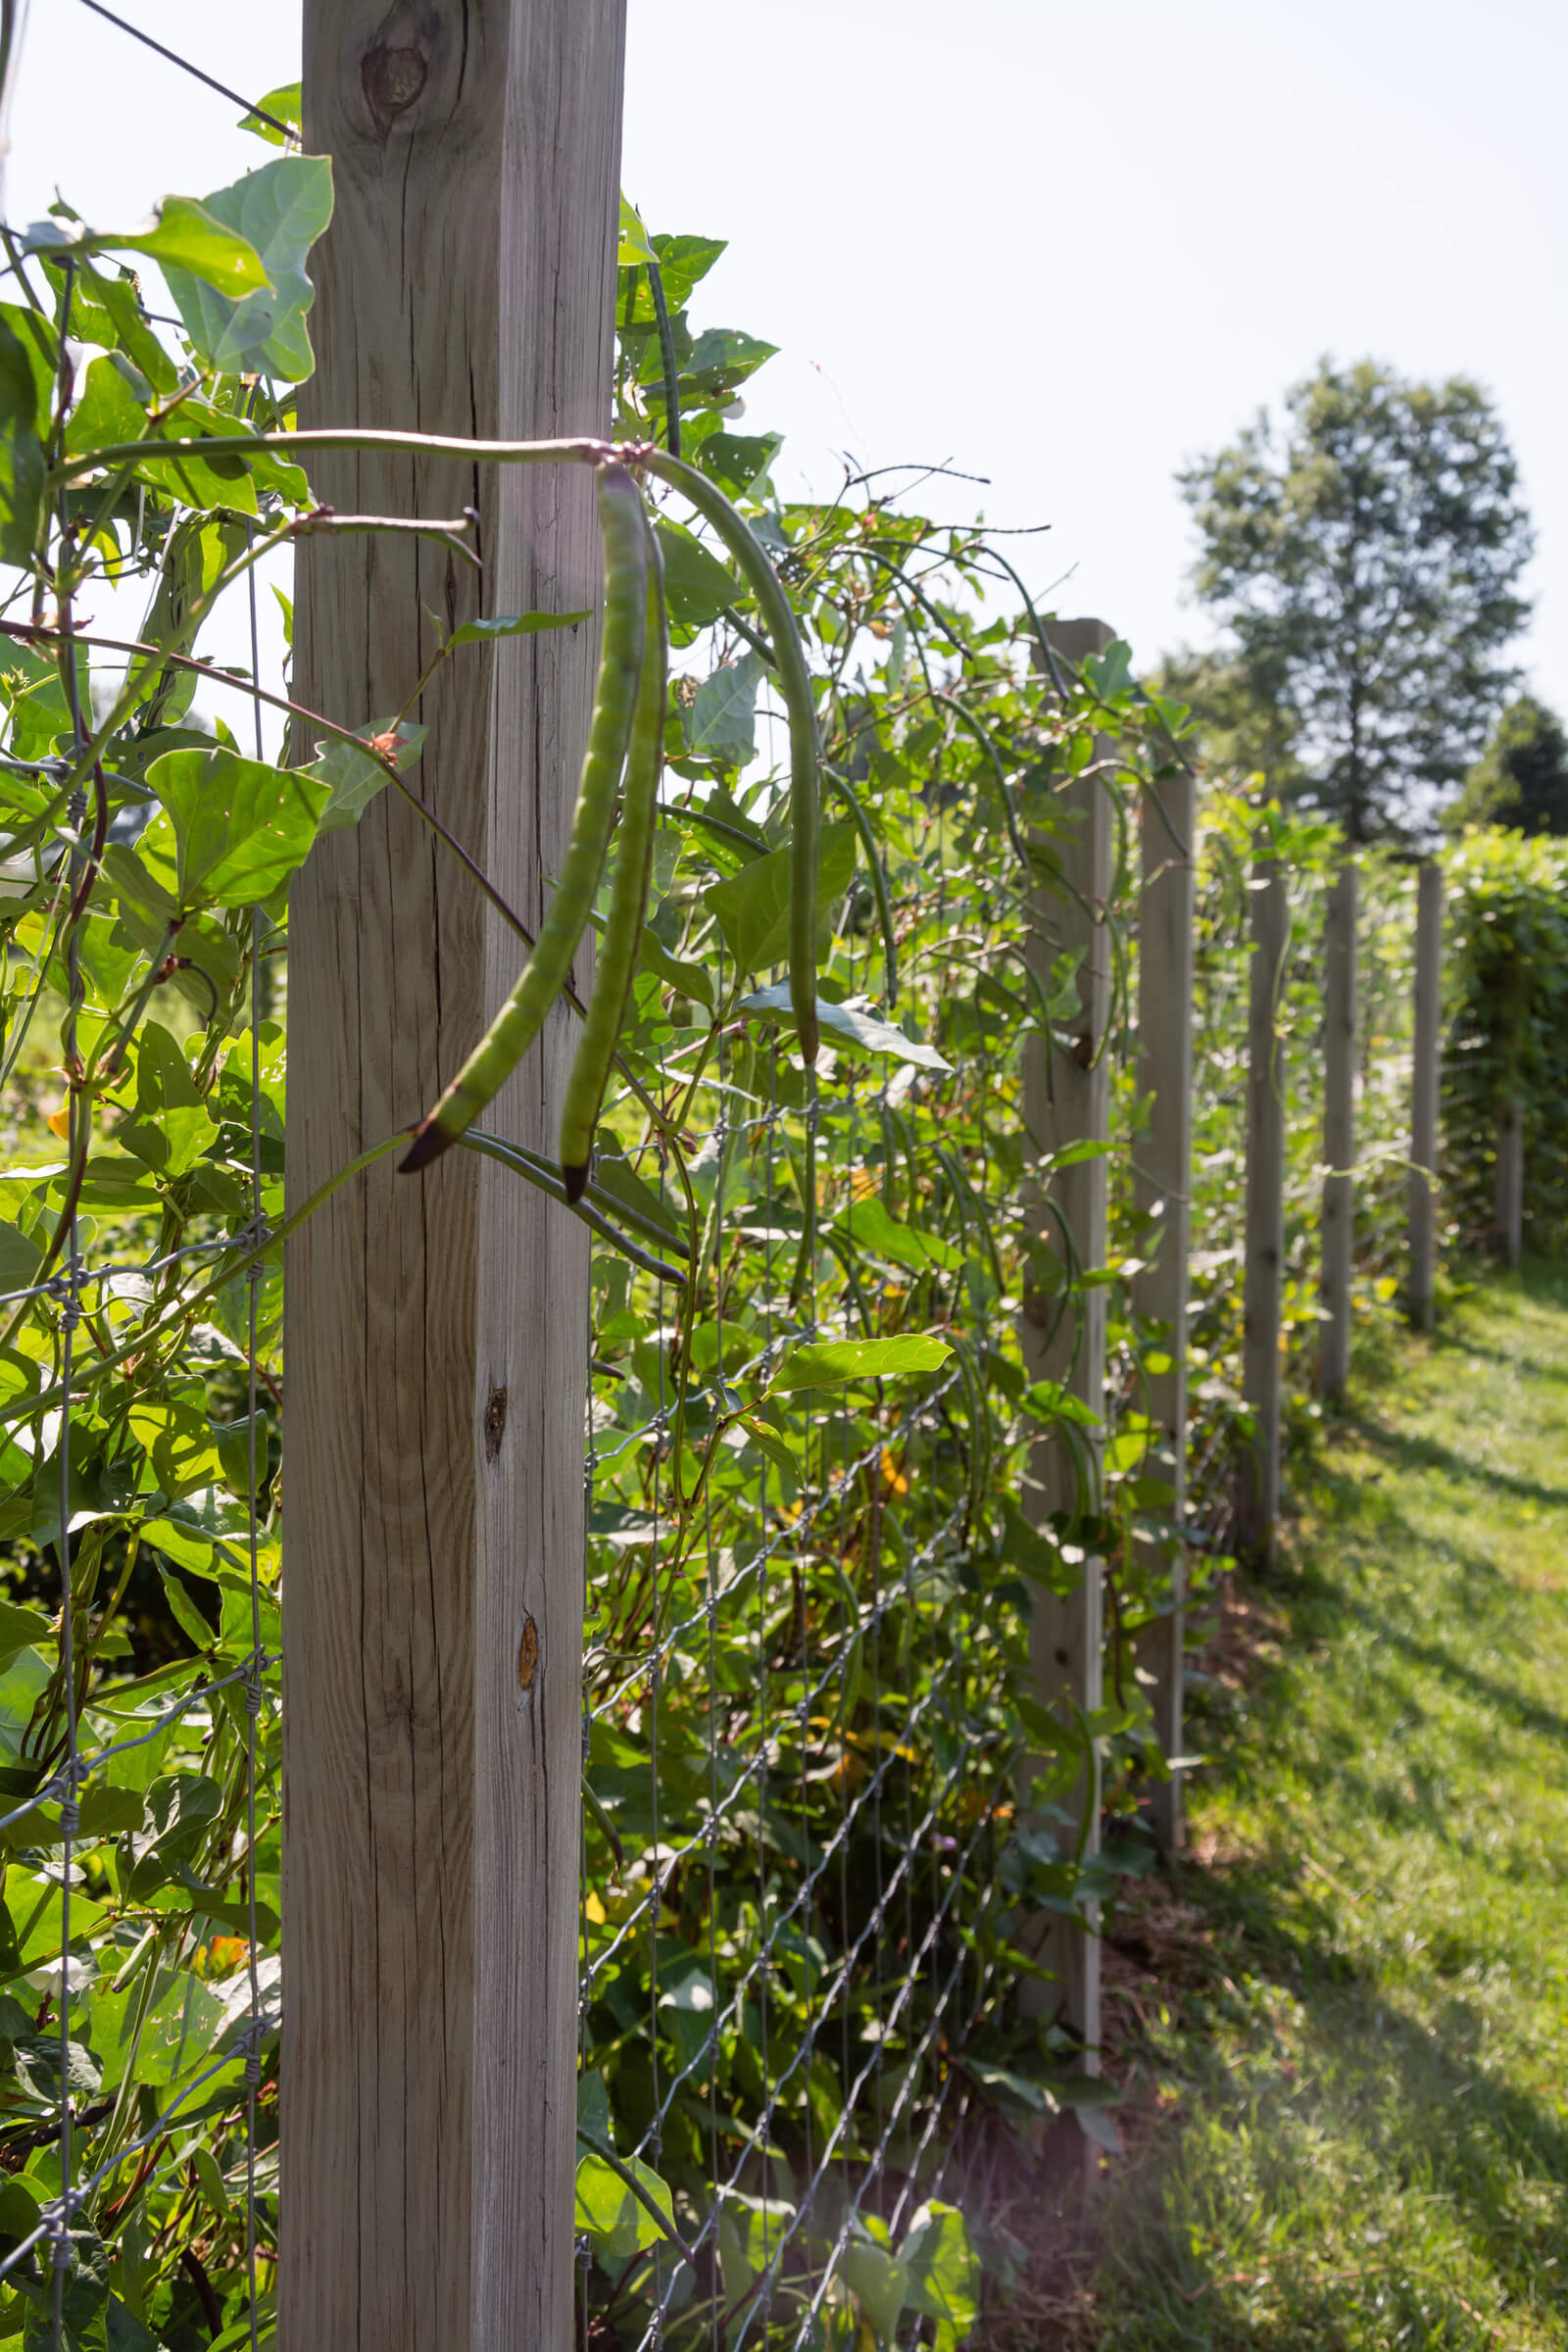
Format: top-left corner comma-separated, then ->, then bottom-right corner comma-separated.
560,516 -> 667,1199
640,447 -> 821,1062
402,462 -> 648,1171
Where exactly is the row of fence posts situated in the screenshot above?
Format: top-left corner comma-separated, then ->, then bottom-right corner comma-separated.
1024,633 -> 1467,2095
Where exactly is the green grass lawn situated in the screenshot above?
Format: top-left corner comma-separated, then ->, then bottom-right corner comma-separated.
1090,1267 -> 1568,2349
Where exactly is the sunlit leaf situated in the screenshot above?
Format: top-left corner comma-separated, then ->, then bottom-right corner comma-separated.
146,746 -> 332,906
164,156 -> 334,381
769,1337 -> 953,1393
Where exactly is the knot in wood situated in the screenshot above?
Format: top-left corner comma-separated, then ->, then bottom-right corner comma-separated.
1070,1030 -> 1095,1070
517,1615 -> 539,1693
362,42 -> 427,131
484,1384 -> 508,1462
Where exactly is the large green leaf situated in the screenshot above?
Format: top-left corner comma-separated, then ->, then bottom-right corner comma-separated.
770,1337 -> 952,1393
656,518 -> 739,629
0,316 -> 42,565
164,156 -> 334,381
88,1965 -> 224,2093
685,652 -> 763,762
844,2236 -> 908,2341
831,1196 -> 959,1272
25,198 -> 270,297
901,2201 -> 980,2331
737,981 -> 952,1071
704,821 -> 856,975
573,2149 -> 672,2262
145,747 -> 332,907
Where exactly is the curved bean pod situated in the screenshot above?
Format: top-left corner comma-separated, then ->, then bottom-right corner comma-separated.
401,462 -> 648,1172
559,515 -> 667,1199
640,448 -> 821,1062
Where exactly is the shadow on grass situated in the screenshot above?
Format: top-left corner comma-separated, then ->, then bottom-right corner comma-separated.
1347,1410 -> 1568,1516
1096,1855 -> 1568,2347
1096,1587 -> 1568,2332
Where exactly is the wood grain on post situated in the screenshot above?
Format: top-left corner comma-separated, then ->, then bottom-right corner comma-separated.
1319,862 -> 1357,1401
1408,861 -> 1443,1330
284,9 -> 625,2347
1021,617 -> 1112,2059
1240,851 -> 1288,1569
1133,766 -> 1195,1854
1495,1099 -> 1525,1268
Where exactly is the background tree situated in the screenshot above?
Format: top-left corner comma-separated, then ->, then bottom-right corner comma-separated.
1179,361 -> 1534,843
1446,695 -> 1568,837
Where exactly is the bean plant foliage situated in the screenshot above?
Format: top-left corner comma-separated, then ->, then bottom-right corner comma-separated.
0,94 -> 1465,2352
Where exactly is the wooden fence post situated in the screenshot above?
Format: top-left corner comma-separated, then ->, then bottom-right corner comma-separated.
1319,861 -> 1356,1403
1409,861 -> 1443,1330
284,11 -> 625,2348
1021,617 -> 1113,2063
1133,767 -> 1195,1854
1495,1100 -> 1525,1267
1240,849 -> 1287,1568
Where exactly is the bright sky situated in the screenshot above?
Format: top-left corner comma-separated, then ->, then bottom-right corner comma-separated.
10,0 -> 1566,714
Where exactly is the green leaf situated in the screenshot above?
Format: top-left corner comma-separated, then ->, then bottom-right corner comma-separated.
76,1785 -> 145,1841
146,747 -> 331,906
26,198 -> 270,297
6,1871 -> 108,1970
1083,639 -> 1135,700
770,1337 -> 952,1393
737,982 -> 953,1072
684,327 -> 777,398
697,430 -> 782,501
576,2068 -> 613,2150
88,1963 -> 223,2092
1022,1377 -> 1102,1430
685,652 -> 762,763
656,518 -> 739,630
307,720 -> 425,836
0,1602 -> 48,1670
0,1219 -> 40,1297
591,1142 -> 683,1241
0,318 -> 43,566
845,2237 -> 908,2341
100,844 -> 180,936
737,1417 -> 800,1484
704,822 -> 856,976
573,2150 -> 672,2262
638,929 -> 714,1008
239,81 -> 303,147
164,156 -> 335,381
126,1773 -> 222,1900
901,2201 -> 979,2331
448,609 -> 591,649
649,232 -> 726,309
832,1197 -> 958,1273
617,196 -> 659,269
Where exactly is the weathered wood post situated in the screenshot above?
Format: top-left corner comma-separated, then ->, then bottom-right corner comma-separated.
1495,1100 -> 1525,1267
284,9 -> 625,2347
1409,860 -> 1443,1329
1240,848 -> 1287,1568
1133,766 -> 1195,1854
1319,861 -> 1357,1403
1021,617 -> 1113,2063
